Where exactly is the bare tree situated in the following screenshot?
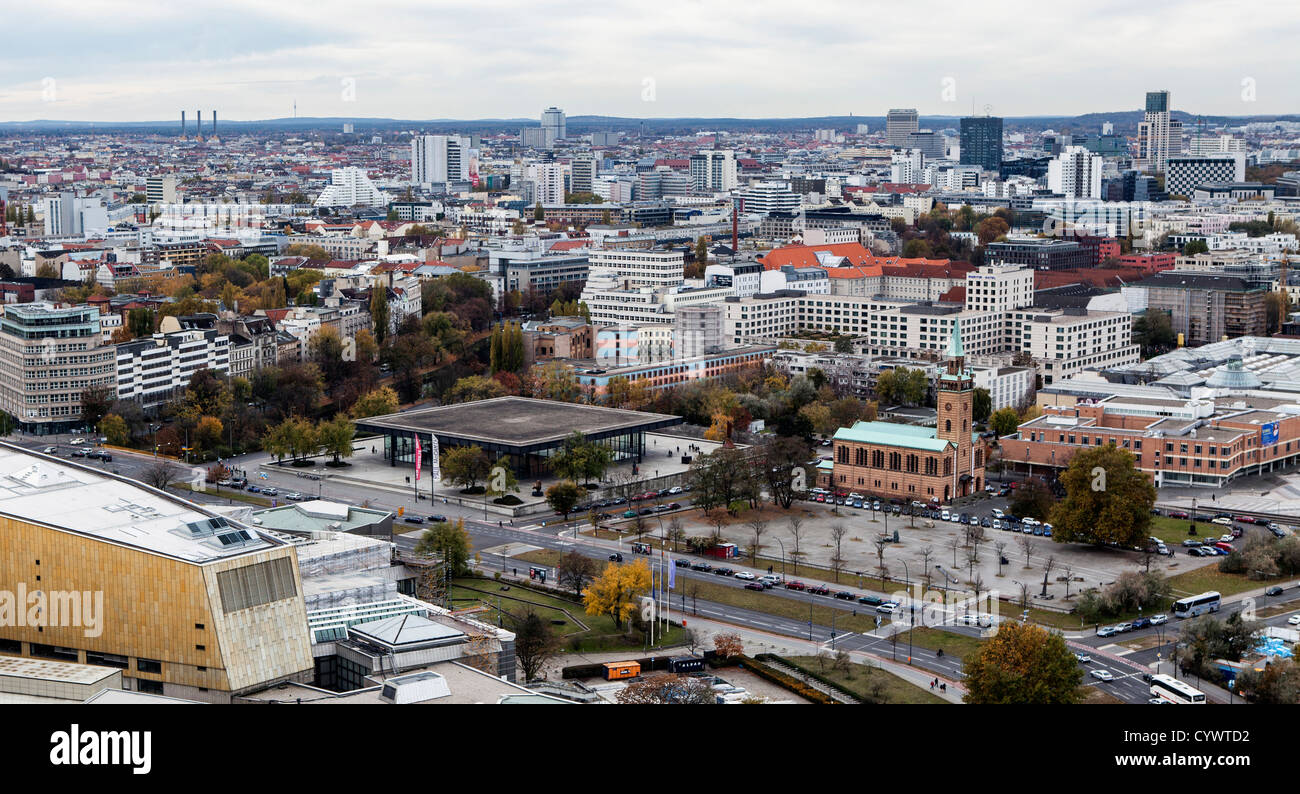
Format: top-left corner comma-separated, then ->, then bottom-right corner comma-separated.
1040,554 -> 1057,597
874,537 -> 888,583
830,523 -> 847,583
142,460 -> 181,490
1016,580 -> 1030,612
920,546 -> 935,592
834,648 -> 853,676
994,541 -> 1008,576
1062,563 -> 1074,599
788,515 -> 805,575
949,536 -> 961,567
667,516 -> 685,552
709,514 -> 727,545
1019,535 -> 1037,569
971,574 -> 986,622
746,517 -> 769,566
965,549 -> 979,584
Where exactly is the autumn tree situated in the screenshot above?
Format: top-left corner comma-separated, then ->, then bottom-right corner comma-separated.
962,622 -> 1082,704
990,407 -> 1021,437
583,559 -> 652,630
98,413 -> 130,447
545,480 -> 584,520
443,375 -> 508,404
713,632 -> 744,659
1009,478 -> 1054,521
1049,443 -> 1154,547
616,674 -> 715,704
413,518 -> 472,576
350,386 -> 399,418
318,414 -> 356,465
441,445 -> 491,491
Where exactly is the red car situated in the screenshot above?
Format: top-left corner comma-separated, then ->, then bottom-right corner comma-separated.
1233,515 -> 1256,525
784,580 -> 807,591
744,582 -> 765,591
1168,510 -> 1189,519
807,584 -> 831,596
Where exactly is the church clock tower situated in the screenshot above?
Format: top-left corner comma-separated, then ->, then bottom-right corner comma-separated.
937,321 -> 976,497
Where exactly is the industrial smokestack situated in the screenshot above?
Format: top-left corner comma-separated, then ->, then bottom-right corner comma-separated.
196,110 -> 202,140
212,110 -> 217,138
181,110 -> 186,138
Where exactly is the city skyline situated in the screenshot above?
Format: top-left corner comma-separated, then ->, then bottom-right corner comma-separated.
2,0 -> 1298,122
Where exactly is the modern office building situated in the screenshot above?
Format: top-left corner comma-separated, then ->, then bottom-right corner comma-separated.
959,116 -> 1003,171
541,107 -> 567,144
0,303 -> 116,434
0,443 -> 314,702
587,249 -> 685,288
905,130 -> 945,160
689,151 -> 738,191
313,168 -> 386,207
674,304 -> 724,359
570,154 -> 597,194
739,181 -> 801,214
145,176 -> 177,205
115,329 -> 231,408
985,239 -> 1093,271
1136,90 -> 1182,173
1131,272 -> 1267,346
411,135 -> 472,185
886,108 -> 920,148
1165,154 -> 1247,198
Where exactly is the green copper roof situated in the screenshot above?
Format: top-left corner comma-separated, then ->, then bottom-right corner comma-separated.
946,321 -> 964,358
832,421 -> 952,452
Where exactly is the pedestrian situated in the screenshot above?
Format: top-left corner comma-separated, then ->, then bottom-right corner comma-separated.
930,680 -> 935,690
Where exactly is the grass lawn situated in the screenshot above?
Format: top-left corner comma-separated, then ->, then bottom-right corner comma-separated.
784,656 -> 948,704
1080,686 -> 1126,704
892,627 -> 986,661
450,578 -> 687,653
1167,565 -> 1269,598
1148,516 -> 1224,546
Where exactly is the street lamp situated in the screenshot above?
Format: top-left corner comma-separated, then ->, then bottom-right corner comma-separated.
900,558 -> 915,662
774,537 -> 786,582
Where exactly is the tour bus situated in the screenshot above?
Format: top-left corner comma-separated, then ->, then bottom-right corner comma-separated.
1149,673 -> 1206,704
1172,591 -> 1221,618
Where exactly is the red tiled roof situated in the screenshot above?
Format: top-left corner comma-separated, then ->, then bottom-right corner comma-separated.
937,285 -> 966,303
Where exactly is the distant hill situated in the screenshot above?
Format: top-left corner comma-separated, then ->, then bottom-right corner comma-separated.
1,111 -> 1297,137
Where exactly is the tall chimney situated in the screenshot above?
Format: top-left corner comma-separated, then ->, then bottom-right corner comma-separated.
181,110 -> 186,138
212,110 -> 217,138
196,110 -> 202,140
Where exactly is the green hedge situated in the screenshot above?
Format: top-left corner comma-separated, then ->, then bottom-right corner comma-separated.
761,653 -> 862,703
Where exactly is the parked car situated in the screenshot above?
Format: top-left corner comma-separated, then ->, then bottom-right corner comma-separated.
1090,669 -> 1114,682
733,571 -> 756,580
713,567 -> 735,577
1211,517 -> 1233,526
1234,515 -> 1257,525
1288,615 -> 1300,626
427,515 -> 447,523
1096,626 -> 1118,638
991,509 -> 1005,520
759,574 -> 782,586
246,485 -> 262,494
744,581 -> 765,591
807,584 -> 831,596
70,449 -> 86,457
876,602 -> 900,614
784,580 -> 807,591
622,510 -> 637,518
858,595 -> 884,606
1168,510 -> 1189,519
690,562 -> 713,572
42,446 -> 57,454
1131,617 -> 1151,630
1266,586 -> 1284,596
262,488 -> 279,497
674,559 -> 690,568
1114,622 -> 1133,633
285,492 -> 305,501
403,515 -> 424,524
1181,539 -> 1203,547
1149,614 -> 1168,625
834,591 -> 855,600
609,553 -> 624,562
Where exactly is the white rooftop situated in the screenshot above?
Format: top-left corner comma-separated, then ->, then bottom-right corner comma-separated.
0,443 -> 278,564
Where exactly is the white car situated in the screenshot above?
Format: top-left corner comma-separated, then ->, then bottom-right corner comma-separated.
1219,534 -> 1235,543
69,438 -> 85,445
877,602 -> 900,614
1288,615 -> 1300,627
1211,517 -> 1232,526
940,511 -> 951,521
991,509 -> 1005,520
1150,614 -> 1168,625
1090,669 -> 1114,682
1021,517 -> 1040,527
992,520 -> 1003,530
1075,653 -> 1092,663
733,571 -> 756,580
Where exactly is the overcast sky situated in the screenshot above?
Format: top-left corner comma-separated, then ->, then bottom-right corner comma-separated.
1,0 -> 1296,122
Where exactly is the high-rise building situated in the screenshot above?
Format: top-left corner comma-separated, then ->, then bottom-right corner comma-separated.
959,116 -> 1003,171
905,130 -> 945,160
410,135 -> 471,184
1137,90 -> 1182,173
886,109 -> 919,148
1047,145 -> 1104,199
738,182 -> 801,215
890,149 -> 925,183
541,107 -> 566,145
689,151 -> 738,191
675,304 -> 724,358
570,154 -> 597,194
532,162 -> 566,205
